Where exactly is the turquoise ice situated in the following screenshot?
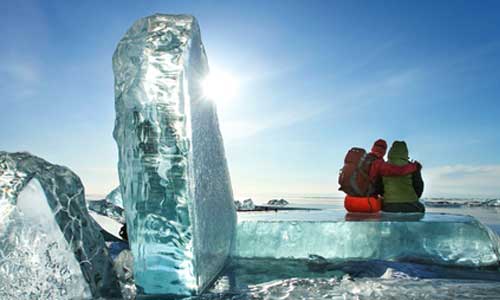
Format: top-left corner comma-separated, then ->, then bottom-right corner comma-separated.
233,211 -> 500,267
113,14 -> 236,296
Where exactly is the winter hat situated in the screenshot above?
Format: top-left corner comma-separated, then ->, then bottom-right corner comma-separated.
371,139 -> 387,157
388,141 -> 409,161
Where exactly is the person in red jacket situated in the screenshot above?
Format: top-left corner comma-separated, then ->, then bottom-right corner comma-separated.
344,139 -> 420,213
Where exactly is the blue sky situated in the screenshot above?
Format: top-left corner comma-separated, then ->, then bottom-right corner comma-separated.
1,0 -> 500,198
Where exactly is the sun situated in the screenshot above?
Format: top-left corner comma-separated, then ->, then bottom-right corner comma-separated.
202,70 -> 239,104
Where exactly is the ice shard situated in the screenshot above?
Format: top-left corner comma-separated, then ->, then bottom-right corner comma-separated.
106,186 -> 124,208
87,198 -> 125,224
87,187 -> 125,224
113,14 -> 236,296
233,211 -> 500,267
113,249 -> 136,300
0,152 -> 120,298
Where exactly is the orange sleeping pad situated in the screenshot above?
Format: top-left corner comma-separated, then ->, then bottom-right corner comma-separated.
344,195 -> 381,213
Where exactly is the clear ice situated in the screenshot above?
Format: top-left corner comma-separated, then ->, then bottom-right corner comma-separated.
113,14 -> 236,296
87,187 -> 125,224
87,198 -> 125,224
233,211 -> 500,267
0,152 -> 120,299
106,186 -> 124,208
1,178 -> 92,299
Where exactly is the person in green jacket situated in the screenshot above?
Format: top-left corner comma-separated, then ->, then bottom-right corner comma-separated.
382,141 -> 425,213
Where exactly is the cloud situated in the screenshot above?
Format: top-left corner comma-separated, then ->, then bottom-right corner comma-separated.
423,164 -> 500,197
218,65 -> 425,141
382,68 -> 423,89
220,103 -> 325,140
435,41 -> 500,75
0,62 -> 38,83
356,68 -> 423,97
0,60 -> 40,98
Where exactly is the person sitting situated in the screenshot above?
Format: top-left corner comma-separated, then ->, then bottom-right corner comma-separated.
343,139 -> 420,213
382,141 -> 425,213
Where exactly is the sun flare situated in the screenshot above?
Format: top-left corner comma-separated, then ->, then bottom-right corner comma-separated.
202,70 -> 239,103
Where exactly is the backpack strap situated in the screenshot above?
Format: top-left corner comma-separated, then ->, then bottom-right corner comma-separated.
349,168 -> 362,196
365,154 -> 378,196
357,154 -> 370,180
349,153 -> 370,196
357,153 -> 378,196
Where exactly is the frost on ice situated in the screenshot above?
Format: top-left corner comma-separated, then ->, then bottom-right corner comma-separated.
0,152 -> 120,299
113,14 -> 236,296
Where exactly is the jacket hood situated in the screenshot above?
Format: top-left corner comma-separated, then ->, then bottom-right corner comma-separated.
388,141 -> 409,163
370,139 -> 387,158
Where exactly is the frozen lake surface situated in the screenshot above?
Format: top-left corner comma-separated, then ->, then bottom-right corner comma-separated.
200,196 -> 500,300
98,195 -> 500,299
239,195 -> 500,235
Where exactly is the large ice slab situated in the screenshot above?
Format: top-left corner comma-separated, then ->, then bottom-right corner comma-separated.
113,14 -> 236,296
0,152 -> 120,298
233,211 -> 500,267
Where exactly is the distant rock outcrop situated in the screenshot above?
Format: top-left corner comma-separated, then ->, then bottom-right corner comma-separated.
234,198 -> 255,210
267,199 -> 289,206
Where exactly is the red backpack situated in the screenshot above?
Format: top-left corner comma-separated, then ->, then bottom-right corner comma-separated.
338,147 -> 377,196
